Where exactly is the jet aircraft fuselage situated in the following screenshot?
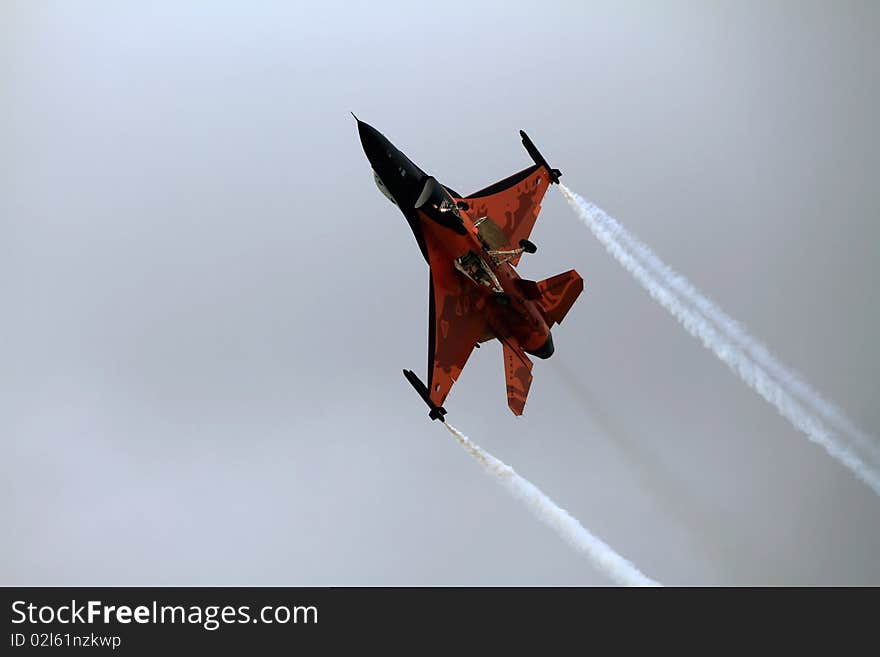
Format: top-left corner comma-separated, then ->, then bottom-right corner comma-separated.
356,117 -> 583,419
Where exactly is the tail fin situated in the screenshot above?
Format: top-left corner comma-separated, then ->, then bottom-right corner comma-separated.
502,337 -> 533,416
536,270 -> 584,325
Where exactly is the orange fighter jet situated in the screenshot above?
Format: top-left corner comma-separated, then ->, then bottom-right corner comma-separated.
355,117 -> 583,421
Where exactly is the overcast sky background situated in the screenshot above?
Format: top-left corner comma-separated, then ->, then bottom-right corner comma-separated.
3,1 -> 879,585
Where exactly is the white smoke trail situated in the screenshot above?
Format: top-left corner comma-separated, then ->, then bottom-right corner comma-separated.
584,196 -> 880,464
559,184 -> 880,497
443,422 -> 660,586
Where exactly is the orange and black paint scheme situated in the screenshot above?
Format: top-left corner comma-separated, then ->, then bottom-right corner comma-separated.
355,116 -> 583,421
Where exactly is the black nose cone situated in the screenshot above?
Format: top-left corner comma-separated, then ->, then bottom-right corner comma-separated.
353,117 -> 429,208
354,117 -> 391,170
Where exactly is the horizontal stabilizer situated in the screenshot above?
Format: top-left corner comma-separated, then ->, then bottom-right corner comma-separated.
536,270 -> 584,326
515,278 -> 543,300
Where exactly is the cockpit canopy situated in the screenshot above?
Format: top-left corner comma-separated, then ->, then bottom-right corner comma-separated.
412,176 -> 467,235
415,176 -> 459,217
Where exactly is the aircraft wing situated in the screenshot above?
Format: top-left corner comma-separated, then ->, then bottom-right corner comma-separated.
459,132 -> 558,266
421,222 -> 489,409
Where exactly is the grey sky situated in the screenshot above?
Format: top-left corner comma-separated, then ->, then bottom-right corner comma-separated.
3,1 -> 879,585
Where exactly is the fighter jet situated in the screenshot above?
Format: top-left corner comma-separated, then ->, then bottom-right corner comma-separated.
355,116 -> 583,420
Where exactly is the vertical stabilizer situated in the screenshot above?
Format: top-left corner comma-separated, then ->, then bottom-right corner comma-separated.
502,338 -> 533,416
